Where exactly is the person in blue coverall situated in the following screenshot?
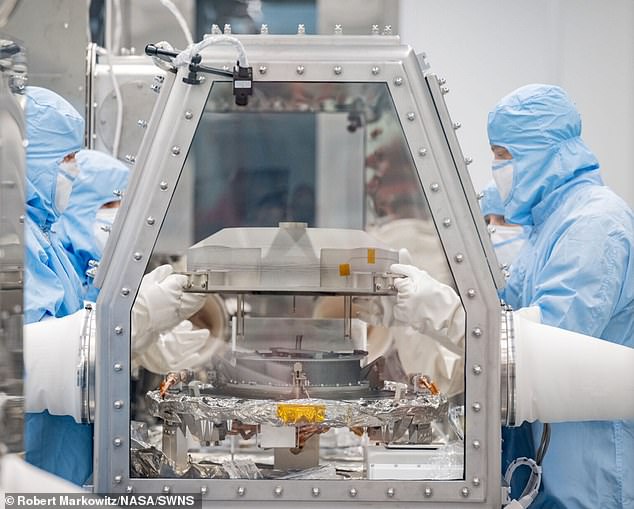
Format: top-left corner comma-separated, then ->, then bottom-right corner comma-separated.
53,149 -> 129,301
22,86 -> 94,485
479,181 -> 530,270
22,87 -> 208,485
488,84 -> 634,508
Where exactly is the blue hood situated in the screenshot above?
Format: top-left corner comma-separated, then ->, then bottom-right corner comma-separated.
54,149 -> 129,278
487,84 -> 600,225
26,86 -> 84,230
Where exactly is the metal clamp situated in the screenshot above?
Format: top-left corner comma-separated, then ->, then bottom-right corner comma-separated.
77,303 -> 97,423
500,303 -> 516,426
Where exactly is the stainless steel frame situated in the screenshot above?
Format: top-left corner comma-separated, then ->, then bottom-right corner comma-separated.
0,38 -> 26,453
94,33 -> 503,507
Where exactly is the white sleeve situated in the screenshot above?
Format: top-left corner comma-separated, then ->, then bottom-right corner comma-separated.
23,307 -> 91,423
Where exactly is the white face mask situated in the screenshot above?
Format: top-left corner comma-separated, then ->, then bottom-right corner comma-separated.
54,173 -> 73,213
492,159 -> 514,202
93,207 -> 119,252
488,224 -> 526,268
55,159 -> 80,214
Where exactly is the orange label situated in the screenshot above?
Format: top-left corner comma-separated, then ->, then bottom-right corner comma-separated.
339,263 -> 351,276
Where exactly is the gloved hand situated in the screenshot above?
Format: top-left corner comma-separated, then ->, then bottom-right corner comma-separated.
390,263 -> 465,354
353,296 -> 394,327
352,249 -> 412,326
132,264 -> 206,353
134,320 -> 218,374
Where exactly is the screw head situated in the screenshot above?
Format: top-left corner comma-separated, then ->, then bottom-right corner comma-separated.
296,65 -> 305,75
160,181 -> 168,190
467,288 -> 476,298
113,437 -> 122,447
334,24 -> 343,35
171,146 -> 181,156
472,364 -> 483,375
146,217 -> 156,226
349,488 -> 358,497
297,24 -> 306,35
393,76 -> 403,86
430,182 -> 440,192
441,86 -> 450,94
273,486 -> 283,497
453,121 -> 462,130
472,439 -> 481,449
237,487 -> 246,497
454,253 -> 464,263
407,112 -> 415,121
311,487 -> 320,497
472,327 -> 483,337
371,66 -> 380,75
260,24 -> 269,34
443,218 -> 452,228
162,486 -> 170,494
121,288 -> 130,296
371,24 -> 380,35
133,252 -> 143,261
114,475 -> 122,484
472,477 -> 481,487
461,487 -> 470,497
472,402 -> 482,412
438,77 -> 447,85
184,111 -> 193,120
126,486 -> 133,493
114,326 -> 123,335
259,65 -> 267,75
200,486 -> 208,495
113,363 -> 123,372
418,148 -> 428,157
113,400 -> 124,409
465,156 -> 474,165
333,65 -> 342,75
424,487 -> 432,497
386,487 -> 395,498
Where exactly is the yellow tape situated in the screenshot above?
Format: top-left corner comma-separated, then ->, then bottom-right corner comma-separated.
277,403 -> 326,424
339,263 -> 351,276
367,248 -> 376,264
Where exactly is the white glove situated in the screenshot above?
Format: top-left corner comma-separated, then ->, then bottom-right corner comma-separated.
351,249 -> 412,327
390,263 -> 465,354
134,320 -> 218,374
132,264 -> 206,354
353,296 -> 394,327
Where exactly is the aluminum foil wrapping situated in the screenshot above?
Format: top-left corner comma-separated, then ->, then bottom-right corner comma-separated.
222,459 -> 263,479
277,464 -> 337,480
146,391 -> 448,430
130,421 -> 228,478
130,445 -> 229,479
